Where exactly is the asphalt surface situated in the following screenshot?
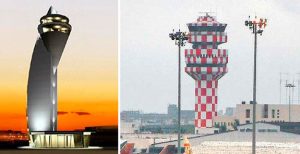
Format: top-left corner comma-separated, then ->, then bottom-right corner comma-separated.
0,149 -> 117,154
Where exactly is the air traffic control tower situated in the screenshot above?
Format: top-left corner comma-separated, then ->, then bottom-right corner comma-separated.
27,7 -> 91,148
27,6 -> 71,132
185,14 -> 228,134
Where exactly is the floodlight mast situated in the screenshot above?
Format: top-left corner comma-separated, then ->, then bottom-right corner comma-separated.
286,83 -> 296,122
297,73 -> 300,104
245,15 -> 267,154
169,29 -> 188,154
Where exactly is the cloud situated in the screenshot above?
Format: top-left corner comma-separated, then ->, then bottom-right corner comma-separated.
57,111 -> 91,116
0,113 -> 25,119
58,111 -> 69,115
71,111 -> 91,116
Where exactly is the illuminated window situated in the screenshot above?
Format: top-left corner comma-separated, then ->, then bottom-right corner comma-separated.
30,132 -> 91,148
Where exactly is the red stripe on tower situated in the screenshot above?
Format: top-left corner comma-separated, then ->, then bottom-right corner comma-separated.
196,49 -> 201,56
202,35 -> 207,42
207,49 -> 212,55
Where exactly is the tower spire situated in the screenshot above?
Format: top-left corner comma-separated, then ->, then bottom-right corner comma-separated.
47,6 -> 57,15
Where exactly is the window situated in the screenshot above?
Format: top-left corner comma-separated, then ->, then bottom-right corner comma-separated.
258,129 -> 266,132
267,129 -> 278,132
246,120 -> 250,124
246,109 -> 250,118
263,104 -> 268,118
246,128 -> 252,132
272,109 -> 275,118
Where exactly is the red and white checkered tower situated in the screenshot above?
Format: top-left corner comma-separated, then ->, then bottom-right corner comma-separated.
185,14 -> 228,134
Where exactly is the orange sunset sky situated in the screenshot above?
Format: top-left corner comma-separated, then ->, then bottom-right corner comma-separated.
0,0 -> 118,131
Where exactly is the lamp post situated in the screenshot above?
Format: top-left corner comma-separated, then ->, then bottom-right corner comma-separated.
280,73 -> 289,104
297,73 -> 300,104
169,29 -> 188,154
245,16 -> 267,154
286,83 -> 295,122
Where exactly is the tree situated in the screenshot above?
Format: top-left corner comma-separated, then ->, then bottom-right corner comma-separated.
220,124 -> 227,132
232,119 -> 240,130
214,123 -> 220,128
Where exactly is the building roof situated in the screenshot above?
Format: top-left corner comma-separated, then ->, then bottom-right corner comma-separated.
154,130 -> 300,148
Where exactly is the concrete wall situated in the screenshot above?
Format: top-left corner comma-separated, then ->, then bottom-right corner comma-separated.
236,104 -> 300,124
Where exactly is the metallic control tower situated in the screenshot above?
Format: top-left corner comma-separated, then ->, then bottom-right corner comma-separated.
185,14 -> 228,134
27,6 -> 72,132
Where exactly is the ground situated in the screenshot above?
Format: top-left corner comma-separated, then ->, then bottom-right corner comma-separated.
192,141 -> 300,154
0,149 -> 117,154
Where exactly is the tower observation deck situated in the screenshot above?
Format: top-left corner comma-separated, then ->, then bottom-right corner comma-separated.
185,14 -> 228,134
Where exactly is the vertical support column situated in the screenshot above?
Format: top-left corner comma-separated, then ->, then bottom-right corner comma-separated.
53,71 -> 58,130
50,59 -> 57,131
212,80 -> 218,118
194,79 -> 218,132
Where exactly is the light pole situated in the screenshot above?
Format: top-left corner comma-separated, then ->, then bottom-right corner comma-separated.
169,29 -> 188,154
286,83 -> 295,122
245,16 -> 267,154
280,73 -> 289,104
297,73 -> 300,104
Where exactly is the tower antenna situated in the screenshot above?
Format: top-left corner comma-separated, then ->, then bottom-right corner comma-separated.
198,11 -> 216,17
216,7 -> 218,20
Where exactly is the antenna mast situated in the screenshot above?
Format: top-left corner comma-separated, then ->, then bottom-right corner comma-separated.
298,73 -> 300,104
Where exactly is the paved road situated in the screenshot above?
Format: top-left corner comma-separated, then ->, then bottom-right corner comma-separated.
0,149 -> 117,154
